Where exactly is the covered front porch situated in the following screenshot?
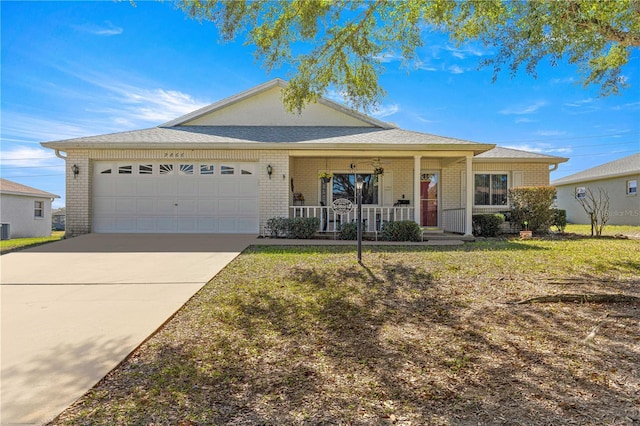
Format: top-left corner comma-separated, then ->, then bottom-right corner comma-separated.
286,151 -> 475,236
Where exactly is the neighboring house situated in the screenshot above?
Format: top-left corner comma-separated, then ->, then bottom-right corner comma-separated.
551,153 -> 640,226
52,207 -> 66,231
41,79 -> 567,237
0,178 -> 60,239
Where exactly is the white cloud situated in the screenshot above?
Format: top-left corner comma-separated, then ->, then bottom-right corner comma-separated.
550,76 -> 576,85
373,52 -> 405,63
515,117 -> 536,123
74,21 -> 123,36
372,104 -> 400,118
499,101 -> 547,115
564,98 -> 595,107
504,143 -> 572,154
448,65 -> 465,74
0,146 -> 62,168
535,130 -> 568,137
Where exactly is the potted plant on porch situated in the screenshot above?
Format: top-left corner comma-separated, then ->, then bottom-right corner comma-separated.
318,171 -> 333,183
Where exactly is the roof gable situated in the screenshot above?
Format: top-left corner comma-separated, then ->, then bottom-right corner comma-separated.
161,79 -> 393,128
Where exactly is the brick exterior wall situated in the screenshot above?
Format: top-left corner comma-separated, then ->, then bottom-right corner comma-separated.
63,148 -> 555,236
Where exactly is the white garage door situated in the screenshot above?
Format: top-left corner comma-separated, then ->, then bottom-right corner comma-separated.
93,161 -> 259,233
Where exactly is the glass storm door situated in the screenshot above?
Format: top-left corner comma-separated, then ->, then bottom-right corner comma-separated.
420,172 -> 438,227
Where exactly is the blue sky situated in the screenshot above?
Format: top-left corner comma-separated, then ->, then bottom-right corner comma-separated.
2,1 -> 639,209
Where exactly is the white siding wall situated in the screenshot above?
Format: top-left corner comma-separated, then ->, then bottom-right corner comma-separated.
0,194 -> 53,238
556,175 -> 640,226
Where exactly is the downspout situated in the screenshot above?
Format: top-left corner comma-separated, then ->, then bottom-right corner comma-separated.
549,163 -> 559,172
54,149 -> 67,160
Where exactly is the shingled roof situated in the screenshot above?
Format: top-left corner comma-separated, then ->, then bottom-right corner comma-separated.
475,146 -> 568,163
0,178 -> 59,198
552,153 -> 640,186
41,126 -> 495,154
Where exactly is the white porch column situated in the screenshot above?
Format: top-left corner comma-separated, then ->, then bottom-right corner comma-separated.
464,154 -> 474,236
414,155 -> 421,226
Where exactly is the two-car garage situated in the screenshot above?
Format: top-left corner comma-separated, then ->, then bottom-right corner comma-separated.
92,161 -> 259,233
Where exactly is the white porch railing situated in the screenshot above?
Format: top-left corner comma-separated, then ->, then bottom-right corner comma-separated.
443,208 -> 466,234
290,206 -> 415,233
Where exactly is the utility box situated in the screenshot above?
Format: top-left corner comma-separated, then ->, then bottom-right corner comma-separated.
1,223 -> 10,240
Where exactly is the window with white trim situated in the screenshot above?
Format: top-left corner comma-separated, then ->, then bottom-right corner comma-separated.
575,187 -> 586,199
34,201 -> 44,218
627,180 -> 637,195
474,173 -> 508,206
332,173 -> 379,204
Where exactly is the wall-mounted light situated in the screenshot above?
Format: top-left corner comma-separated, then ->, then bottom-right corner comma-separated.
71,164 -> 80,179
266,164 -> 273,179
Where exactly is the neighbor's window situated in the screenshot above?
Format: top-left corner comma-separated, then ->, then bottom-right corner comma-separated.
474,173 -> 508,206
627,180 -> 637,195
575,187 -> 586,199
332,173 -> 378,204
34,201 -> 44,218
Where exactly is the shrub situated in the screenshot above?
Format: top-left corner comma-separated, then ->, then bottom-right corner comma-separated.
286,217 -> 320,239
338,222 -> 358,240
266,217 -> 289,238
472,213 -> 505,237
552,209 -> 567,233
380,220 -> 421,242
508,186 -> 556,234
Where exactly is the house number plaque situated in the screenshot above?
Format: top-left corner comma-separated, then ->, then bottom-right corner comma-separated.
331,198 -> 354,215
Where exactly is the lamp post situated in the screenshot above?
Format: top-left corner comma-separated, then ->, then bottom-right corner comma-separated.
355,176 -> 363,263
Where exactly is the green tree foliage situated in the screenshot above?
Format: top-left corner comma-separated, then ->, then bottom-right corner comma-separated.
177,0 -> 640,112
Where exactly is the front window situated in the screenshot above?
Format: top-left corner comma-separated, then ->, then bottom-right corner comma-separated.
474,173 -> 507,206
332,173 -> 378,204
627,180 -> 637,195
34,201 -> 44,218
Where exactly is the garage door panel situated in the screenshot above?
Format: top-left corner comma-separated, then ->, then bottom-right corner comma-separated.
136,217 -> 156,232
177,200 -> 198,215
238,180 -> 259,196
136,179 -> 156,195
94,197 -> 116,215
218,200 -> 237,215
93,161 -> 258,233
115,199 -> 136,215
218,217 -> 238,233
219,183 -> 238,196
116,178 -> 137,196
237,199 -> 258,215
197,200 -> 217,215
156,199 -> 177,216
115,217 -> 136,232
157,179 -> 177,196
177,218 -> 198,233
156,217 -> 177,233
197,180 -> 218,195
237,218 -> 259,233
197,218 -> 218,233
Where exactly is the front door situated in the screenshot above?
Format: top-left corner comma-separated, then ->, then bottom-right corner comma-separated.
420,172 -> 438,227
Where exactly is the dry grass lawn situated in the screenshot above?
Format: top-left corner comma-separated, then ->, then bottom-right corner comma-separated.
51,236 -> 639,425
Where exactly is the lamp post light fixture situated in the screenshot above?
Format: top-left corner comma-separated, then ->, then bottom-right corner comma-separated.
355,175 -> 363,263
266,164 -> 273,179
71,164 -> 80,179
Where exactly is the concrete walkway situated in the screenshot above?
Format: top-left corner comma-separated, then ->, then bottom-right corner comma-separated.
0,234 -> 256,426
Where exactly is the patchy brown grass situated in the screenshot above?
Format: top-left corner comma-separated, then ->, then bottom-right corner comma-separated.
51,239 -> 640,425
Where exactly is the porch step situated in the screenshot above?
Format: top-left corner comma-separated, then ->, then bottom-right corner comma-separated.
421,227 -> 444,234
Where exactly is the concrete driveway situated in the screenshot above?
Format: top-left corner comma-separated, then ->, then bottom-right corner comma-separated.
1,233 -> 256,426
